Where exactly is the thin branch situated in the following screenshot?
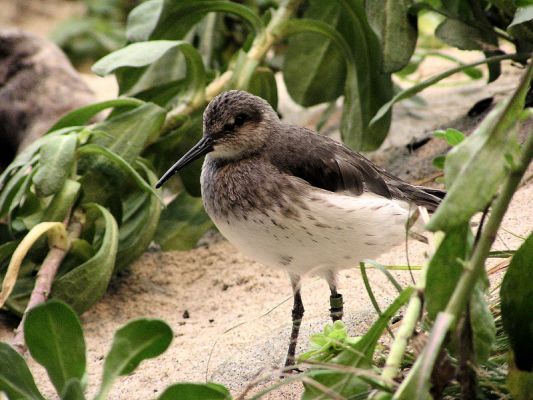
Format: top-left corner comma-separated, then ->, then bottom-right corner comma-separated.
11,214 -> 83,354
380,288 -> 423,385
458,307 -> 478,400
360,262 -> 395,339
381,229 -> 445,385
456,205 -> 489,398
161,0 -> 304,134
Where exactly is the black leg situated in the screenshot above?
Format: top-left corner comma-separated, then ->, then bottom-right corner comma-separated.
327,271 -> 343,322
285,274 -> 304,368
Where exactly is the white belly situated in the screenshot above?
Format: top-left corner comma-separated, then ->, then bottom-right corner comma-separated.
209,191 -> 413,276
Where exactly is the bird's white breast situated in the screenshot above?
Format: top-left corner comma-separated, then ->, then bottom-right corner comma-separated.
208,190 -> 413,276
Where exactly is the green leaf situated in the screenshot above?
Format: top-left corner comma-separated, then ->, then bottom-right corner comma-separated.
302,370 -> 368,400
339,0 -> 394,150
435,18 -> 497,50
361,259 -> 403,294
501,232 -> 533,371
95,319 -> 173,400
427,61 -> 533,231
33,135 -> 78,198
507,364 -> 533,400
366,0 -> 417,73
302,287 -> 414,398
126,0 -> 263,42
299,321 -> 361,363
470,282 -> 496,364
61,379 -> 86,400
426,223 -> 472,320
248,67 -> 278,110
154,191 -> 213,251
432,155 -> 445,170
77,145 -> 162,202
3,277 -> 35,317
283,1 -> 346,106
158,383 -> 231,400
509,5 -> 533,28
48,98 -> 144,132
92,41 -> 206,102
115,163 -> 162,271
360,262 -> 388,326
0,164 -> 34,218
508,6 -> 533,48
146,111 -> 204,196
79,103 -> 165,206
7,171 -> 39,225
433,128 -> 465,146
0,241 -> 19,266
144,115 -> 192,157
370,53 -> 523,129
0,342 -> 45,400
43,179 -> 81,222
126,0 -> 168,42
281,0 -> 393,150
13,191 -> 46,231
340,287 -> 413,364
24,301 -> 86,396
52,204 -> 119,314
115,47 -> 188,98
91,103 -> 166,161
0,130 -> 71,188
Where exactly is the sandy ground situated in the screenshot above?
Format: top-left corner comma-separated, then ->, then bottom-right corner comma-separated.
1,2 -> 533,399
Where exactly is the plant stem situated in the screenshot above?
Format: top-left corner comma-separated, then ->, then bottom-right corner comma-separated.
458,306 -> 477,400
161,0 -> 303,133
11,215 -> 83,354
381,231 -> 444,385
381,289 -> 423,385
444,127 -> 533,323
360,262 -> 394,339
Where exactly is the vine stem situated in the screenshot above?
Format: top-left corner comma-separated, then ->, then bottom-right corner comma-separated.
11,213 -> 83,354
161,0 -> 304,133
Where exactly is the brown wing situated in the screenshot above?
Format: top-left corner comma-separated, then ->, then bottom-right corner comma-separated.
268,126 -> 445,211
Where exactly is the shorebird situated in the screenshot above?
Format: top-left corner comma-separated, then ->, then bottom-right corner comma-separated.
156,90 -> 444,367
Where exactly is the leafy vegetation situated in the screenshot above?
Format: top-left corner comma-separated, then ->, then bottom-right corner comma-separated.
0,300 -> 226,400
52,0 -> 141,66
1,0 -> 533,398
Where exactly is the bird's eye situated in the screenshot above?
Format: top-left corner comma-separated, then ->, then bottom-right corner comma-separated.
234,113 -> 247,127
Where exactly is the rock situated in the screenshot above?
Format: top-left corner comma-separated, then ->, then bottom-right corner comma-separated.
0,28 -> 94,167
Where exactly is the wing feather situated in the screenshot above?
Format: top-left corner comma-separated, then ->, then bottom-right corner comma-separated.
268,126 -> 445,211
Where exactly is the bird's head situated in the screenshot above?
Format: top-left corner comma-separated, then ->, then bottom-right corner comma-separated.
156,90 -> 278,188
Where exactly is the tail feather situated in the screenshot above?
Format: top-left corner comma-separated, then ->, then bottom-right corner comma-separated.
415,186 -> 446,200
410,186 -> 446,212
388,182 -> 446,212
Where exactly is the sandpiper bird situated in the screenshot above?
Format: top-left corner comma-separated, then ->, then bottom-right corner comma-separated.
156,90 -> 444,367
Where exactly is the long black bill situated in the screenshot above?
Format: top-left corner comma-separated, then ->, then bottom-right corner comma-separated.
155,137 -> 213,188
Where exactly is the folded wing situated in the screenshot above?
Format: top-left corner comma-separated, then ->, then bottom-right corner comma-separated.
268,127 -> 445,212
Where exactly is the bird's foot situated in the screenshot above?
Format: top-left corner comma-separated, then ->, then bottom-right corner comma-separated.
281,360 -> 304,377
